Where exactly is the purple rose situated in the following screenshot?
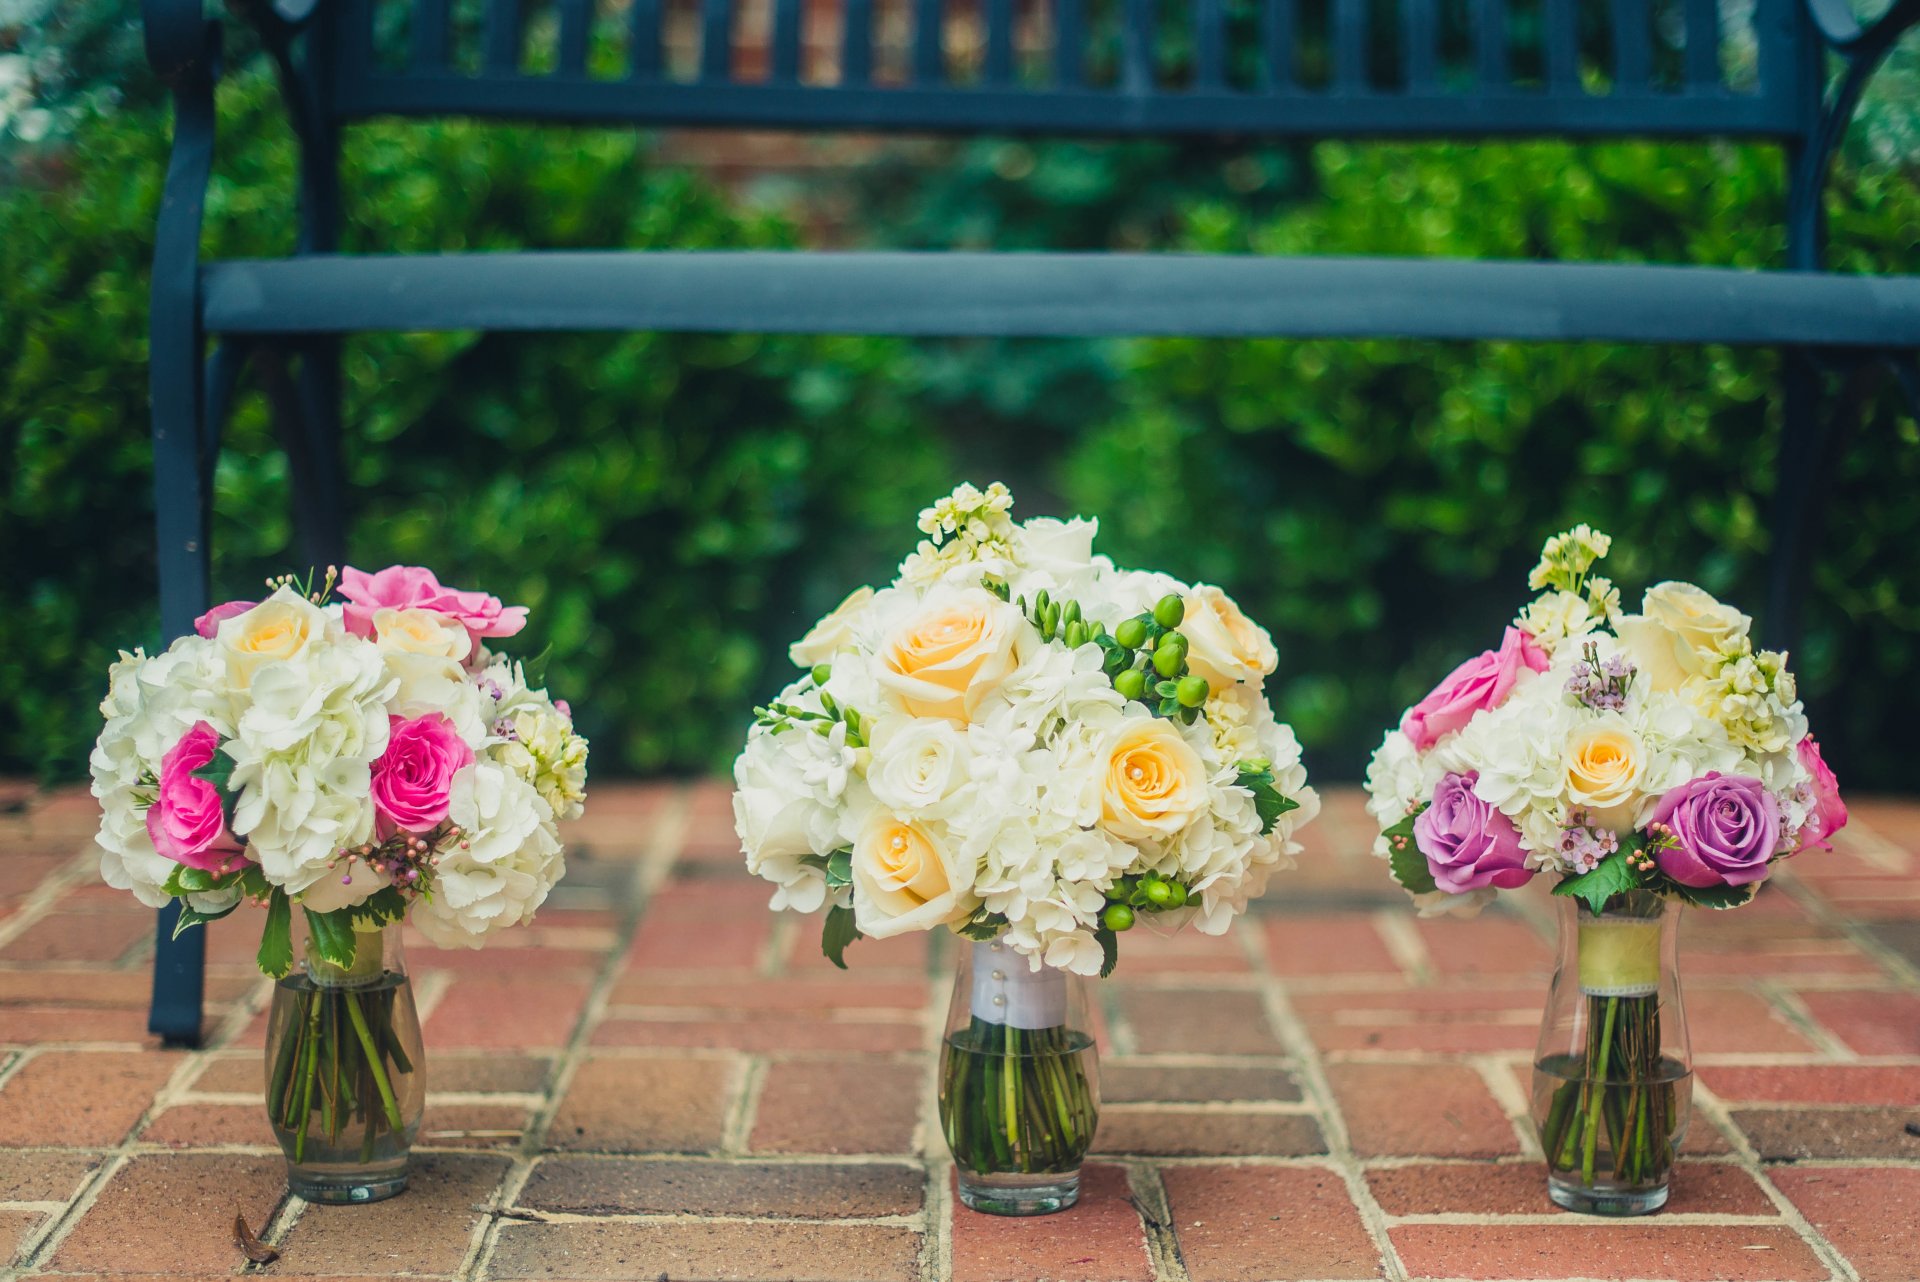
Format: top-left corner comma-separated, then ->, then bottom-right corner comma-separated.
1413,771 -> 1533,894
1650,773 -> 1780,889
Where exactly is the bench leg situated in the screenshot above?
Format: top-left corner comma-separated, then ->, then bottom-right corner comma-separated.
1765,353 -> 1869,660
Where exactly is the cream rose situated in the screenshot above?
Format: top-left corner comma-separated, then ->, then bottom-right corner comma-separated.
1181,586 -> 1278,689
865,715 -> 971,817
850,811 -> 975,938
215,587 -> 327,689
790,586 -> 874,669
874,588 -> 1022,723
1100,717 -> 1208,841
1617,582 -> 1751,694
1564,717 -> 1647,831
372,606 -> 473,662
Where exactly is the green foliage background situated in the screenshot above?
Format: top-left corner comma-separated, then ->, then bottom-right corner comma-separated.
3,3 -> 1918,787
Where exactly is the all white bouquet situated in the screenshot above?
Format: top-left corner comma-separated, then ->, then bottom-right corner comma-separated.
734,482 -> 1319,977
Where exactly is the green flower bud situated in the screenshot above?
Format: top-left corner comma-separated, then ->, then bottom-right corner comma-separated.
1152,646 -> 1184,678
1114,618 -> 1149,650
1102,903 -> 1136,932
1153,594 -> 1186,629
1036,589 -> 1052,613
1064,620 -> 1088,648
1114,668 -> 1148,701
810,664 -> 832,686
1064,600 -> 1082,626
1176,675 -> 1209,707
819,690 -> 839,715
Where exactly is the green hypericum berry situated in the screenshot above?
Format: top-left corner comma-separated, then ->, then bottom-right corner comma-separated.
1153,594 -> 1186,629
1114,618 -> 1149,650
1114,668 -> 1148,701
1163,881 -> 1189,908
1176,675 -> 1209,707
1104,877 -> 1135,902
1159,630 -> 1188,656
1142,878 -> 1175,908
1152,646 -> 1184,678
1102,903 -> 1136,932
810,664 -> 832,686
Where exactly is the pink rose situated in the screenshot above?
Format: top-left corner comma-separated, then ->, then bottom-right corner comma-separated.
192,600 -> 258,639
339,565 -> 527,643
145,722 -> 246,872
1401,626 -> 1550,750
371,714 -> 474,832
1796,737 -> 1847,852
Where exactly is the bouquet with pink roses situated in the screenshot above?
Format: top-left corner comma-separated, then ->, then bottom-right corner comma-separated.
1364,527 -> 1844,1214
92,566 -> 586,1193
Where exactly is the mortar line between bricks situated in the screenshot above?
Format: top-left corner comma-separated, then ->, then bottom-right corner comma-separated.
1689,1078 -> 1861,1282
18,975 -> 276,1272
0,844 -> 94,954
458,785 -> 692,1282
1775,862 -> 1920,991
1370,912 -> 1432,985
721,1055 -> 769,1155
1756,979 -> 1857,1061
1240,917 -> 1408,1282
1126,1161 -> 1193,1282
1380,1211 -> 1792,1226
1469,1053 -> 1543,1160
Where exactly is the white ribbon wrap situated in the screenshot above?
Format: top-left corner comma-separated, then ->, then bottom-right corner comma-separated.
969,940 -> 1069,1030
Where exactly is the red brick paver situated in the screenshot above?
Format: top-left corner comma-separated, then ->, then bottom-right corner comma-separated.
1,781 -> 1916,1282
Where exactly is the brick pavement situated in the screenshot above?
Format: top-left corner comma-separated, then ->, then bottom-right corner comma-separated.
0,781 -> 1916,1282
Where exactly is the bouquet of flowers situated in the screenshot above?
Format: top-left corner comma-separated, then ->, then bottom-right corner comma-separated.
91,565 -> 586,1190
735,482 -> 1316,1210
1364,526 -> 1845,1211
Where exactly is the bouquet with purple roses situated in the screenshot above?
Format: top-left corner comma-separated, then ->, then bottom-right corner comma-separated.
1363,527 -> 1846,1215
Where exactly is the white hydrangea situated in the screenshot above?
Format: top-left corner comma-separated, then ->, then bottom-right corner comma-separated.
412,762 -> 564,948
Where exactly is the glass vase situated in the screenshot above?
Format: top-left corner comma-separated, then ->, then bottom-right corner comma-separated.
1531,891 -> 1692,1216
264,925 -> 424,1203
938,939 -> 1100,1216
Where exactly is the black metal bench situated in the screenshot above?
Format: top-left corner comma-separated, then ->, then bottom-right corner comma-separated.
139,0 -> 1920,1043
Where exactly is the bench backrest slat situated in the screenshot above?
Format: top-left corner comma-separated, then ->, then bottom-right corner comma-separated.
326,0 -> 1816,141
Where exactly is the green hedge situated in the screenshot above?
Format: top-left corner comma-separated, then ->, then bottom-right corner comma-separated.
5,28 -> 1917,787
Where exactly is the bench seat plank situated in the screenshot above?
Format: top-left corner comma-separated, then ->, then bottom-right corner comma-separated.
201,252 -> 1920,346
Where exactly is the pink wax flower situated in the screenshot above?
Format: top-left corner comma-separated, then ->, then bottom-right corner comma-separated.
193,600 -> 258,639
371,714 -> 475,832
1413,771 -> 1534,894
1795,737 -> 1848,852
1401,626 -> 1550,750
1651,773 -> 1779,889
146,722 -> 246,872
338,565 -> 528,642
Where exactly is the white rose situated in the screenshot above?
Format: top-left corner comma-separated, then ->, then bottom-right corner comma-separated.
866,715 -> 972,817
1617,582 -> 1751,693
790,586 -> 875,668
733,731 -> 840,913
1181,585 -> 1278,689
215,587 -> 329,690
372,606 -> 472,662
850,811 -> 976,939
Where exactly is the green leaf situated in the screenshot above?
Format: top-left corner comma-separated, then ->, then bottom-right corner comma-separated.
825,848 -> 852,889
350,886 -> 410,931
1552,851 -> 1642,915
1671,880 -> 1760,911
257,889 -> 293,979
171,899 -> 239,939
520,643 -> 555,690
193,750 -> 236,794
1236,765 -> 1303,836
163,864 -> 219,896
821,903 -> 862,970
955,910 -> 1008,942
1094,925 -> 1120,979
1382,808 -> 1437,896
303,907 -> 359,970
